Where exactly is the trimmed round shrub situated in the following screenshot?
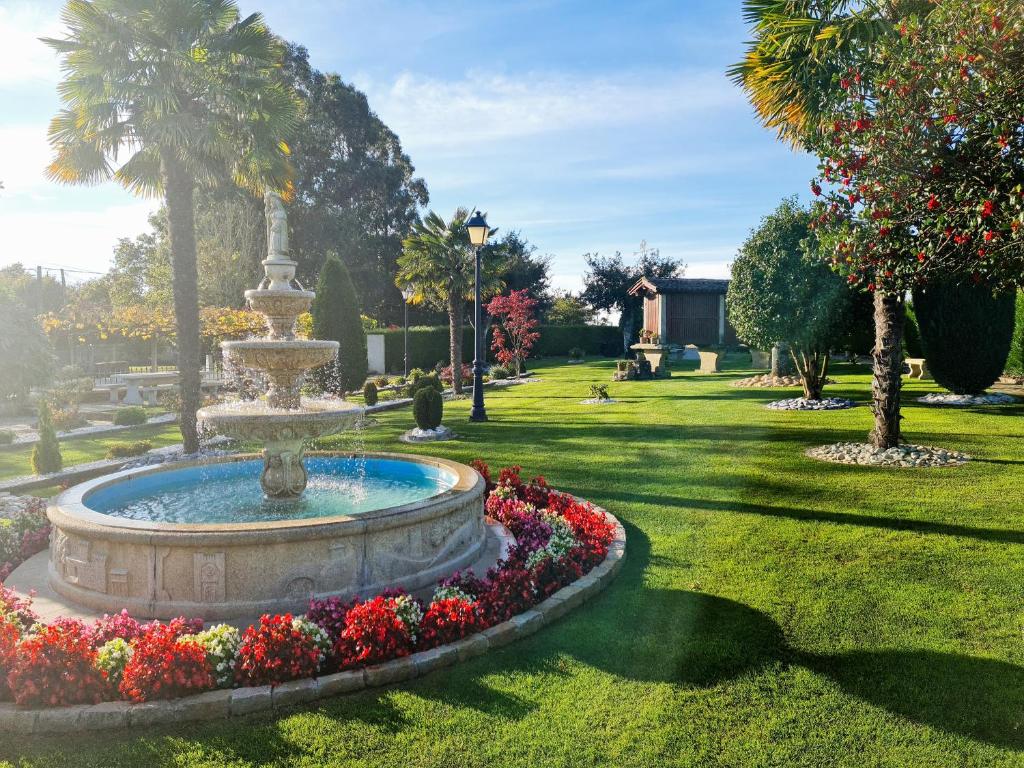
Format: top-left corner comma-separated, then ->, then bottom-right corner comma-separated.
105,440 -> 152,459
112,406 -> 147,426
362,381 -> 378,406
413,387 -> 443,430
913,281 -> 1016,395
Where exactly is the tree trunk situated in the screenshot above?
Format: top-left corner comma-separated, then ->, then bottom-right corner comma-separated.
870,291 -> 905,449
792,347 -> 825,401
449,295 -> 464,394
161,149 -> 202,455
621,314 -> 635,357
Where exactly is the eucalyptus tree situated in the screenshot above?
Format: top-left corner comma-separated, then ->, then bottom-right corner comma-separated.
43,0 -> 298,452
396,208 -> 503,394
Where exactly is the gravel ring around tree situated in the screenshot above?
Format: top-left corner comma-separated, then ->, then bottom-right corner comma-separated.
731,374 -> 837,388
916,392 -> 1019,407
766,397 -> 856,411
400,425 -> 456,443
580,398 -> 619,405
806,442 -> 970,468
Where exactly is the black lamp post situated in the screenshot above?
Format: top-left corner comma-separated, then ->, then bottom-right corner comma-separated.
401,284 -> 415,377
465,210 -> 491,422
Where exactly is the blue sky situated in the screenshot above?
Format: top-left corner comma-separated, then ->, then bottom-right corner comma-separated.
0,0 -> 817,292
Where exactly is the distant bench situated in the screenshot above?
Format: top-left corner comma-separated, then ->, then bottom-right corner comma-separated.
905,358 -> 929,380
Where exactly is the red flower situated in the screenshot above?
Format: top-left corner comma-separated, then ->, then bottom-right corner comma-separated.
981,200 -> 995,217
335,597 -> 414,668
7,622 -> 110,707
120,619 -> 213,702
235,614 -> 321,686
417,598 -> 481,650
927,195 -> 939,211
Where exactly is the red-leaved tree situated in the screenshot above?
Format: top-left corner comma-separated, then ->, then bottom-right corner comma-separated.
808,0 -> 1024,448
486,289 -> 541,377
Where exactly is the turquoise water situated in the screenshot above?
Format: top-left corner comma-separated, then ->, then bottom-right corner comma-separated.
85,457 -> 457,524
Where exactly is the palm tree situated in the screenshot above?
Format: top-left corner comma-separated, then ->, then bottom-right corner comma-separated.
729,0 -> 928,448
397,208 -> 502,394
43,0 -> 298,453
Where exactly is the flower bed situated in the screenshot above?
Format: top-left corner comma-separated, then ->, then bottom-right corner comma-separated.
0,497 -> 51,583
0,462 -> 623,729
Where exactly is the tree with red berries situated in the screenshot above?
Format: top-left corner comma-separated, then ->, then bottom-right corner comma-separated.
486,289 -> 541,377
808,0 -> 1024,446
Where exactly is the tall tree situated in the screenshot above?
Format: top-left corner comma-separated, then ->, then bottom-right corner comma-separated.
808,0 -> 1024,446
582,243 -> 682,354
731,0 -> 929,449
44,0 -> 298,453
397,208 -> 503,394
546,291 -> 596,325
281,45 -> 428,322
489,232 -> 553,316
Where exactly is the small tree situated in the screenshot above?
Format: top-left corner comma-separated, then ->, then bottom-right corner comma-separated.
728,198 -> 851,400
312,256 -> 367,394
32,401 -> 62,475
486,290 -> 541,377
413,388 -> 443,430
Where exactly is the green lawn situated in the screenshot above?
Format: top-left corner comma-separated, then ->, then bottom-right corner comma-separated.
0,423 -> 184,483
6,358 -> 1024,767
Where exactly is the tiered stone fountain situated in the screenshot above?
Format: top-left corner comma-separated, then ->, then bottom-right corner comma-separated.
197,191 -> 358,498
37,193 -> 488,620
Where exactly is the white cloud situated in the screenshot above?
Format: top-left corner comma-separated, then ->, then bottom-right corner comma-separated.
0,201 -> 157,274
0,124 -> 54,196
362,69 -> 743,151
0,3 -> 62,88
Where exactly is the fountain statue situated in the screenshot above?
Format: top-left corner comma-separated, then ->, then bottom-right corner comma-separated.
196,192 -> 359,497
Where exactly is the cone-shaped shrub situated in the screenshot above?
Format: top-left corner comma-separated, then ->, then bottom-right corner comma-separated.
912,280 -> 1015,395
312,256 -> 367,394
1008,292 -> 1024,377
413,387 -> 443,430
903,304 -> 924,359
362,381 -> 378,406
31,401 -> 62,475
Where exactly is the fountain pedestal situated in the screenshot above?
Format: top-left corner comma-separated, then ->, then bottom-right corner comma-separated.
261,441 -> 307,498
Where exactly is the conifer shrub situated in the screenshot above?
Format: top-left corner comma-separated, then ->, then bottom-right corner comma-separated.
913,280 -> 1016,394
413,387 -> 443,430
31,402 -> 62,475
362,381 -> 378,406
312,256 -> 368,394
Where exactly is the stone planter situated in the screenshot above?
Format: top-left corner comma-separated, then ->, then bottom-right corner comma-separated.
697,350 -> 721,374
628,343 -> 671,378
750,349 -> 771,369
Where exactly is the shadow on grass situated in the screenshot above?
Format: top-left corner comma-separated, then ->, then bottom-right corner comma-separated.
802,648 -> 1024,750
588,489 -> 1024,547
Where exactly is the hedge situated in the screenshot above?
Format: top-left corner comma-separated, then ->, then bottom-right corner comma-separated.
371,324 -> 621,373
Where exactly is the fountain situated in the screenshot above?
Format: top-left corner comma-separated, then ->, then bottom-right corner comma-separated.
41,193 -> 487,620
196,191 -> 356,498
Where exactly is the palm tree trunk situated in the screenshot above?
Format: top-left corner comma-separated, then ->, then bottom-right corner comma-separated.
791,347 -> 826,400
870,291 -> 904,449
449,295 -> 464,394
161,149 -> 202,455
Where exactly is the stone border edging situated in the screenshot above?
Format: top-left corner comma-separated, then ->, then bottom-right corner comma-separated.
0,507 -> 625,734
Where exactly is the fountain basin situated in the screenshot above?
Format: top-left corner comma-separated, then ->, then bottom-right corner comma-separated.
197,397 -> 364,444
45,453 -> 486,620
243,289 -> 315,339
222,339 -> 338,375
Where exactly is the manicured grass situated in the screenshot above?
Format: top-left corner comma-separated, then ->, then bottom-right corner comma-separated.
0,423 -> 184,483
6,358 -> 1024,767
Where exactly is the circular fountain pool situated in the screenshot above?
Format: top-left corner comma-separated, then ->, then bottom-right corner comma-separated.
86,457 -> 459,524
46,453 -> 485,620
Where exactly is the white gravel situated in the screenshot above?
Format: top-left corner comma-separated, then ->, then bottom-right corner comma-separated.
580,398 -> 618,405
916,392 -> 1018,407
766,397 -> 856,411
400,425 -> 455,443
806,442 -> 970,468
732,374 -> 836,388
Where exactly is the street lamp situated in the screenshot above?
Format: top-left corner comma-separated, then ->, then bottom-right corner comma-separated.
401,284 -> 415,377
465,210 -> 491,422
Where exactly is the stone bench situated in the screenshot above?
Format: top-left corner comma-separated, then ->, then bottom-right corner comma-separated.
905,357 -> 929,380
